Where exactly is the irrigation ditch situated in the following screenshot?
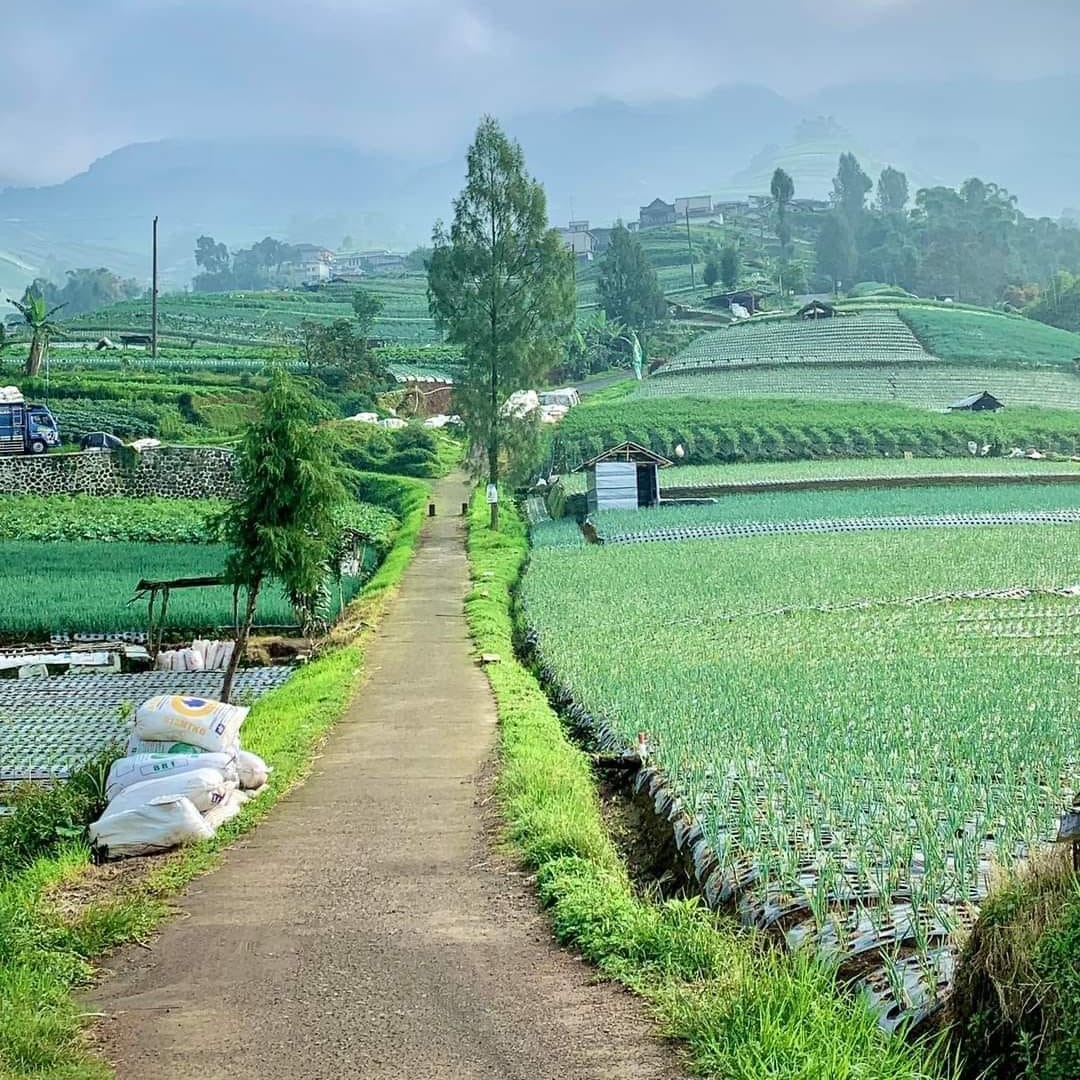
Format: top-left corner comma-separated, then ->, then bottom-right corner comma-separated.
515,616 -> 958,1039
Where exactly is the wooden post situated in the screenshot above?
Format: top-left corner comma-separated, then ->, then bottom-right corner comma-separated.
151,215 -> 159,361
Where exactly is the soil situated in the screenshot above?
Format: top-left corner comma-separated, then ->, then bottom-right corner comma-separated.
89,473 -> 686,1080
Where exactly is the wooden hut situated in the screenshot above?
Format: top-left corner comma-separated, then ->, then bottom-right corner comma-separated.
949,391 -> 1004,412
797,299 -> 835,320
576,442 -> 672,513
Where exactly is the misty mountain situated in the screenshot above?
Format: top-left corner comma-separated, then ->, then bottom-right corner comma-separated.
0,74 -> 1075,295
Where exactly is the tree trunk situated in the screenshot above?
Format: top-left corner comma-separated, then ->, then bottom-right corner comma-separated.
25,334 -> 44,377
220,578 -> 261,703
487,438 -> 499,531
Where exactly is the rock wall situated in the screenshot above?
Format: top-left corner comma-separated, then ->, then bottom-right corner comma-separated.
0,446 -> 240,499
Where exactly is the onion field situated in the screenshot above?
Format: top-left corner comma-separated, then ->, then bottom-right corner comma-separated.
0,496 -> 398,638
522,523 -> 1079,1029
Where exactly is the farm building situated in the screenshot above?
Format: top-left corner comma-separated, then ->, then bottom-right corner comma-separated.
797,300 -> 835,320
558,222 -> 595,259
589,227 -> 613,253
577,441 -> 671,512
674,195 -> 714,219
705,288 -> 771,315
639,198 -> 677,229
949,391 -> 1004,412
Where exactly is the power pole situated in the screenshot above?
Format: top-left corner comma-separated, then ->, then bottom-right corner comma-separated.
151,215 -> 159,360
685,208 -> 695,290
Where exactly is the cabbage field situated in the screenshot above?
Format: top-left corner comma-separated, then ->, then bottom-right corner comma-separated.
522,521 -> 1079,1030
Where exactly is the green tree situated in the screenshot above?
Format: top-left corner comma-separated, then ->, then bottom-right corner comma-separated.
771,167 -> 795,254
832,153 -> 873,228
815,213 -> 857,290
597,223 -> 668,348
877,167 -> 909,215
703,258 -> 719,288
298,318 -> 389,392
427,116 -> 574,530
351,287 -> 384,337
195,235 -> 231,276
720,245 -> 740,291
9,294 -> 65,377
215,369 -> 349,702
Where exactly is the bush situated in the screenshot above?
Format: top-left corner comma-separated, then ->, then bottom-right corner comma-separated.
334,421 -> 442,478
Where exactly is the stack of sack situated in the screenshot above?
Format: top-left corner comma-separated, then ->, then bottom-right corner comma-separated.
154,639 -> 235,672
89,695 -> 272,859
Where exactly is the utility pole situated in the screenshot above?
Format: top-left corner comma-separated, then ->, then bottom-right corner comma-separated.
685,207 -> 695,290
151,215 -> 159,360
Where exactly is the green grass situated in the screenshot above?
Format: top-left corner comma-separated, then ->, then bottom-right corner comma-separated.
0,473 -> 430,1080
467,494 -> 951,1079
554,397 -> 1080,471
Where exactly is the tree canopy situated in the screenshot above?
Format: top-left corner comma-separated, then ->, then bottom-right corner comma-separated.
597,223 -> 668,342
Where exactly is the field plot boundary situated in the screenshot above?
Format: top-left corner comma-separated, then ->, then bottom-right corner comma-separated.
595,508 -> 1080,545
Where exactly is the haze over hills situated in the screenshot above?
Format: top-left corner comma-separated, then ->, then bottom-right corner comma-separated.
1,74 -> 1076,295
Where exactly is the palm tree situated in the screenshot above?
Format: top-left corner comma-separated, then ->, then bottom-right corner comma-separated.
9,295 -> 65,376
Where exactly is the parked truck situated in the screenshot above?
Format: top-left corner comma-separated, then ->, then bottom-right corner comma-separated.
0,386 -> 60,454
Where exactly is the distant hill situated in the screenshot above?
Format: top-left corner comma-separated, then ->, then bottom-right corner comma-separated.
0,74 -> 1075,295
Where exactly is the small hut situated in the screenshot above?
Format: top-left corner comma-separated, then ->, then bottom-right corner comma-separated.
575,441 -> 672,513
797,300 -> 835,320
949,391 -> 1004,412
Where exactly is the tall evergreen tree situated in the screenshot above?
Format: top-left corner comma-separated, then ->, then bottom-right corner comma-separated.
832,153 -> 873,228
216,369 -> 349,702
877,167 -> 909,215
427,116 -> 574,529
720,245 -> 740,291
597,223 -> 668,348
771,167 -> 795,255
815,213 -> 857,291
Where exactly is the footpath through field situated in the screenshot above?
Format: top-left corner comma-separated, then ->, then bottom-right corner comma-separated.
93,472 -> 681,1080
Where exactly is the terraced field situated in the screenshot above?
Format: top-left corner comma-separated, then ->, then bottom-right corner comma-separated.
658,311 -> 930,374
523,521 -> 1079,1030
633,363 -> 1080,410
557,456 -> 1080,496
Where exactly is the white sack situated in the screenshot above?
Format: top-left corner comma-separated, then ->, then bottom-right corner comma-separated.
89,795 -> 214,859
134,695 -> 248,754
192,639 -> 212,666
125,735 -> 202,756
154,650 -> 176,671
178,648 -> 204,672
104,767 -> 233,817
105,751 -> 237,800
235,749 -> 271,790
202,788 -> 248,830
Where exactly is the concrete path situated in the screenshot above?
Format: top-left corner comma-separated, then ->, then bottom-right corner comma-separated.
93,473 -> 683,1080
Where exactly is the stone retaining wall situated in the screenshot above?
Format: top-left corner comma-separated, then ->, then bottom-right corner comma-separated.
0,446 -> 240,499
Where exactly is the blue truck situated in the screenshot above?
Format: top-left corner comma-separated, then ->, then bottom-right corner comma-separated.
0,387 -> 60,455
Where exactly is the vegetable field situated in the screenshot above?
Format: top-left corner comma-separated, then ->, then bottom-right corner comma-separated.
633,363 -> 1080,410
589,482 -> 1080,539
557,456 -> 1080,496
553,397 -> 1080,470
0,542 -> 365,638
522,523 -> 1079,1029
0,497 -> 398,638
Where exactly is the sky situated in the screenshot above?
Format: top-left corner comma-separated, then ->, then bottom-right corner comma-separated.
5,0 -> 1080,185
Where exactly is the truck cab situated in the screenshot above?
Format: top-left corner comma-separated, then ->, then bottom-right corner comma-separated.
0,386 -> 60,454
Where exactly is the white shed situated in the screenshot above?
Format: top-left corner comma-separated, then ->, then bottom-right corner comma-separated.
576,441 -> 672,513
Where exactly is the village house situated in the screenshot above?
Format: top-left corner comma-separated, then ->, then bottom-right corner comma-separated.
638,198 -> 676,229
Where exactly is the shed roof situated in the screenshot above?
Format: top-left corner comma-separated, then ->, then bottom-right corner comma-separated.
949,391 -> 1004,410
574,441 -> 673,472
640,198 -> 675,212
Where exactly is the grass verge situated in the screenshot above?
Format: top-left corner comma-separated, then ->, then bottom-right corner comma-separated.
465,491 -> 953,1080
951,847 -> 1079,1079
0,473 -> 430,1080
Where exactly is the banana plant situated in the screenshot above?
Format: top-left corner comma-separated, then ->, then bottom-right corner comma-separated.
9,294 -> 66,376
